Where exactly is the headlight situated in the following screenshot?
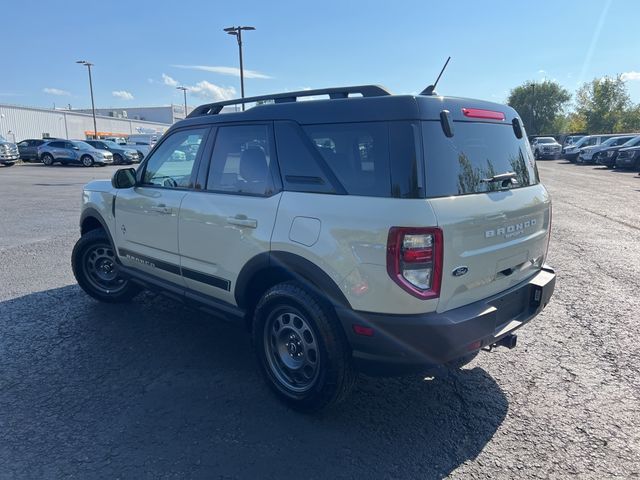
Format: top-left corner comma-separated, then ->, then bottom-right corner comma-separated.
124,151 -> 135,157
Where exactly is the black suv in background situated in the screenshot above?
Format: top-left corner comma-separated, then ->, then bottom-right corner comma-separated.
597,135 -> 640,168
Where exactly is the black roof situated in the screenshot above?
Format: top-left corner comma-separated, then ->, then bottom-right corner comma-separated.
172,85 -> 519,132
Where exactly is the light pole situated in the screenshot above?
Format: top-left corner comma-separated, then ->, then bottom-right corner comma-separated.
76,60 -> 98,139
223,25 -> 255,111
176,86 -> 188,119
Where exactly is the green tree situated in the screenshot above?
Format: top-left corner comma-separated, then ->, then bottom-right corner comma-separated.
507,80 -> 571,135
575,76 -> 631,133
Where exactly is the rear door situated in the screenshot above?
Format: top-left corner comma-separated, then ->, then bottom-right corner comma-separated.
421,115 -> 551,313
115,127 -> 209,285
178,123 -> 281,306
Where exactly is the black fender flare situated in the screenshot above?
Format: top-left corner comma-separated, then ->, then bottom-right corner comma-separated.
79,207 -> 116,249
235,251 -> 351,310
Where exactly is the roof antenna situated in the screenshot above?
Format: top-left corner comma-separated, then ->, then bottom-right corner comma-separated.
421,57 -> 451,96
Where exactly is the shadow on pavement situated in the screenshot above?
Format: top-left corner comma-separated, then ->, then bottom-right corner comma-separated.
0,286 -> 508,479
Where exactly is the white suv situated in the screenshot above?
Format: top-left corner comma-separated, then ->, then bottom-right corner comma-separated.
72,85 -> 556,411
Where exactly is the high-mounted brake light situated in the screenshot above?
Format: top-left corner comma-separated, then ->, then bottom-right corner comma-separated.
462,108 -> 505,121
387,227 -> 443,300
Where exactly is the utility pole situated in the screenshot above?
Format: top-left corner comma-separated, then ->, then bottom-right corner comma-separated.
76,60 -> 98,139
223,25 -> 256,111
176,86 -> 188,119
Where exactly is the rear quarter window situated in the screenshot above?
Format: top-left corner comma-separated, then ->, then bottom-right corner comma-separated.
422,121 -> 539,197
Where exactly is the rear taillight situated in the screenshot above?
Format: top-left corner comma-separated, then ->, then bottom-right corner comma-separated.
387,227 -> 443,299
545,205 -> 552,259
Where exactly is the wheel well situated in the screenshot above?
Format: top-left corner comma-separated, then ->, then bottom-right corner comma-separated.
81,216 -> 104,236
239,261 -> 349,331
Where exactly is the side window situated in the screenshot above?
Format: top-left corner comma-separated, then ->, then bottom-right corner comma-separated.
274,122 -> 335,194
142,128 -> 207,188
303,122 -> 391,197
49,141 -> 64,148
206,124 -> 275,196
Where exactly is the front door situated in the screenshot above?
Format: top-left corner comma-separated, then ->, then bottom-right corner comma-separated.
115,127 -> 209,285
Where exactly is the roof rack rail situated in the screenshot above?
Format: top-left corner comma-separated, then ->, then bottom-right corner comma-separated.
187,85 -> 392,118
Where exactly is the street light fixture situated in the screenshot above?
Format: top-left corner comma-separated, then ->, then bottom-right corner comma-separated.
76,60 -> 98,139
223,25 -> 256,111
176,86 -> 188,119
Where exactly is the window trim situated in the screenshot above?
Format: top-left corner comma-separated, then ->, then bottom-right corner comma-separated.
136,126 -> 212,191
201,121 -> 283,198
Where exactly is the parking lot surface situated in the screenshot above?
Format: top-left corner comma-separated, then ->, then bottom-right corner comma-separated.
1,161 -> 639,479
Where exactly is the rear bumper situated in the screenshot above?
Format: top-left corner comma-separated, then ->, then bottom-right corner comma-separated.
336,266 -> 556,375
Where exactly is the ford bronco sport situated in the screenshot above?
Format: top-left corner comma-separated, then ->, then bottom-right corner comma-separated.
72,85 -> 556,411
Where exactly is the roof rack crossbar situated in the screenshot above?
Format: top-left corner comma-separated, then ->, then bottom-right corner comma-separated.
187,85 -> 391,118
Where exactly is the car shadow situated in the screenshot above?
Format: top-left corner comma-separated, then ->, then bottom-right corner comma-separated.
0,286 -> 508,479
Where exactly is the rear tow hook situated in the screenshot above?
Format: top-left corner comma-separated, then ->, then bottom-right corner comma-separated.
482,333 -> 518,352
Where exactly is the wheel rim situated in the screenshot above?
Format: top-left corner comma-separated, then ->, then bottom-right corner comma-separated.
82,242 -> 127,294
43,155 -> 52,165
82,156 -> 93,167
264,308 -> 320,393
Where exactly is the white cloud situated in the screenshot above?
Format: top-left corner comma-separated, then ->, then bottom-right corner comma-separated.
162,73 -> 179,87
171,64 -> 272,79
538,69 -> 546,74
187,81 -> 236,101
43,87 -> 70,96
112,90 -> 134,100
621,71 -> 640,81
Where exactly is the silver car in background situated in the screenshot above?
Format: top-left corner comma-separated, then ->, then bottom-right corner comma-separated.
0,135 -> 20,166
37,140 -> 113,167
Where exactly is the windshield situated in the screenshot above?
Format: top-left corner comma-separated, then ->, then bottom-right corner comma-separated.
71,141 -> 93,149
621,136 -> 640,147
601,137 -> 620,147
573,136 -> 592,148
102,141 -> 120,148
422,121 -> 539,197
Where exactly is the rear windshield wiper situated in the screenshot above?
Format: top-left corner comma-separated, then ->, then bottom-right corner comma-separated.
481,172 -> 519,187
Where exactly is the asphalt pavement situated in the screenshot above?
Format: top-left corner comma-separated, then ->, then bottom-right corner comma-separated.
0,161 -> 639,479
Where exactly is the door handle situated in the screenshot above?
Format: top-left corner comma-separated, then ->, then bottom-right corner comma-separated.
226,214 -> 257,228
150,204 -> 172,214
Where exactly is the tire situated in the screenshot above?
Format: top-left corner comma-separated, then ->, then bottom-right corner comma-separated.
113,153 -> 123,165
1,162 -> 15,167
71,229 -> 141,303
42,154 -> 54,166
252,281 -> 356,412
81,155 -> 94,167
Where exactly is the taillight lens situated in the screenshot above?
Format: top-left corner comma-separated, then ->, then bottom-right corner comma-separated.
387,227 -> 443,299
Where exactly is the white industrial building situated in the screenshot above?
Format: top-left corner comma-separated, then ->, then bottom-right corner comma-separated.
73,105 -> 194,124
0,104 -> 171,143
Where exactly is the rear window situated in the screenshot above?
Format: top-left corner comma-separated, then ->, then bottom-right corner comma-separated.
422,121 -> 539,197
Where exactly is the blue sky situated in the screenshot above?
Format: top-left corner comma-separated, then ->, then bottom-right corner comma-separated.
2,0 -> 639,110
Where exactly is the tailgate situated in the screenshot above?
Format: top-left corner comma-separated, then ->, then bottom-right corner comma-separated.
429,186 -> 551,312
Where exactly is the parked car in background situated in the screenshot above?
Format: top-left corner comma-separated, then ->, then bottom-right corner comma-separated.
578,135 -> 637,164
125,134 -> 162,159
103,136 -> 128,145
38,140 -> 113,167
563,134 -> 619,162
17,138 -> 58,162
531,137 -> 561,159
85,140 -> 141,164
597,135 -> 640,168
615,144 -> 640,170
562,135 -> 585,147
0,135 -> 20,167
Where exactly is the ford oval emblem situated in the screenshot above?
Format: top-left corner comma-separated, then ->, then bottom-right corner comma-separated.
452,266 -> 469,277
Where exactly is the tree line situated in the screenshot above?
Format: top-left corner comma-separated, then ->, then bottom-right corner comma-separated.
507,75 -> 640,135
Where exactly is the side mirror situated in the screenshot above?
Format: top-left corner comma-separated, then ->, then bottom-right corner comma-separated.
112,167 -> 137,189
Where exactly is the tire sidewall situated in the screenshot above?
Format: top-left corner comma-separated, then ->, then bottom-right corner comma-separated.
81,155 -> 94,167
42,154 -> 53,166
252,283 -> 353,411
71,229 -> 140,303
